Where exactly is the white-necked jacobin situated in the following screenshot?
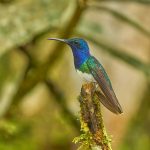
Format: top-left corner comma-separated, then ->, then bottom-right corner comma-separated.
48,37 -> 123,114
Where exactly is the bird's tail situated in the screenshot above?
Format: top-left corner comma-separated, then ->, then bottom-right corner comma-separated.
95,90 -> 123,114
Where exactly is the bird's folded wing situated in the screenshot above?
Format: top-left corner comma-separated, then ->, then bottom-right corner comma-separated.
87,56 -> 123,114
95,91 -> 121,114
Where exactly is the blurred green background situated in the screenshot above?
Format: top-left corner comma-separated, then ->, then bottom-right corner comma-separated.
0,0 -> 150,150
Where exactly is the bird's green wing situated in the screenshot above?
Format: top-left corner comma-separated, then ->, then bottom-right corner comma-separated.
87,56 -> 123,114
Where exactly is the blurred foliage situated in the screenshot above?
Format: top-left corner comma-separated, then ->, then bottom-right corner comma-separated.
119,82 -> 150,150
90,5 -> 150,37
0,0 -> 150,150
0,0 -> 68,56
0,118 -> 36,150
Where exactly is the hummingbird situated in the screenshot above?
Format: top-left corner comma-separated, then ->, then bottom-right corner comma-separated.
48,37 -> 123,114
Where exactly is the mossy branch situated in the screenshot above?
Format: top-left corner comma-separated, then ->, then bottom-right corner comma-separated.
74,83 -> 112,150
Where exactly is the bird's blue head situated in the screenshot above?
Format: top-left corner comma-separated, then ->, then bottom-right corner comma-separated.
48,37 -> 91,69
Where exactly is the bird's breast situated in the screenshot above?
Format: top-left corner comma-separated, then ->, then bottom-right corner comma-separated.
76,70 -> 95,82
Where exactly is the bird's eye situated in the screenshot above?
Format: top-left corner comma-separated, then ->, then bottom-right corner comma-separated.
74,41 -> 78,45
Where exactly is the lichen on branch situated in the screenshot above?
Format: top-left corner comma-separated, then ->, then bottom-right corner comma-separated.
73,83 -> 112,150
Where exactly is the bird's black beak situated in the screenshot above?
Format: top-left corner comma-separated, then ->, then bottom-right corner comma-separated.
48,38 -> 68,44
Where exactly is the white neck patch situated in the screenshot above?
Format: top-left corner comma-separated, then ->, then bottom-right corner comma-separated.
76,70 -> 95,82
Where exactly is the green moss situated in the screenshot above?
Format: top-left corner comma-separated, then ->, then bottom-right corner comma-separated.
73,114 -> 94,150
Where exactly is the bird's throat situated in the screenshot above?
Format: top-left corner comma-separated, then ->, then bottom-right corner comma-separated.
72,51 -> 90,69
